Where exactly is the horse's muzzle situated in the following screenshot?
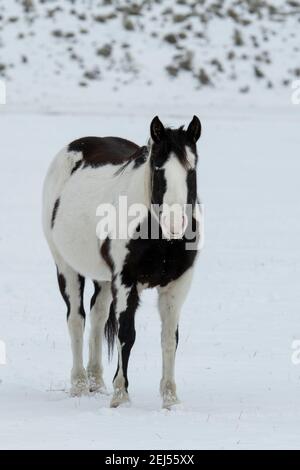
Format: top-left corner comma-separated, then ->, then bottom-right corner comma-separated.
161,213 -> 188,240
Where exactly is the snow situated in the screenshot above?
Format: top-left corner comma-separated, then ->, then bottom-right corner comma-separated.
0,0 -> 300,451
0,0 -> 299,113
0,102 -> 300,449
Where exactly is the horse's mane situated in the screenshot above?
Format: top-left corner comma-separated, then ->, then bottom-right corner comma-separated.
114,125 -> 194,177
114,145 -> 148,176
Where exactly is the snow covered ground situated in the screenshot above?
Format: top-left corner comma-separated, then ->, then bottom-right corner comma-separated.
0,99 -> 299,449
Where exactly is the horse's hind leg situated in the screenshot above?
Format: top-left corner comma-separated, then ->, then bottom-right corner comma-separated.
56,259 -> 88,396
87,281 -> 111,393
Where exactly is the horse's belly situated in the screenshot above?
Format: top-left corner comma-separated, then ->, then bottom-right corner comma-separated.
51,171 -> 115,280
53,219 -> 110,280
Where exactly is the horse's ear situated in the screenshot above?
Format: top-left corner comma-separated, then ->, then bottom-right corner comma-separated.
187,115 -> 201,143
150,116 -> 165,143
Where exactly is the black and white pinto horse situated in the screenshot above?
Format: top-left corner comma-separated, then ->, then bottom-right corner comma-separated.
42,116 -> 202,408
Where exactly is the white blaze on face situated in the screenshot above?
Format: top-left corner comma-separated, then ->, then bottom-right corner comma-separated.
160,151 -> 191,239
185,145 -> 196,168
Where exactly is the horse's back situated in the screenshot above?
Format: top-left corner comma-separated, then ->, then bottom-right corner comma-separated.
43,135 -> 140,227
68,136 -> 140,167
42,135 -> 140,280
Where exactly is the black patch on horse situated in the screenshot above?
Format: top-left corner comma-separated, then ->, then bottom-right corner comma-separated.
133,146 -> 148,169
114,145 -> 148,176
100,237 -> 114,272
51,198 -> 60,229
151,126 -> 197,169
90,281 -> 101,310
151,168 -> 166,206
117,286 -> 139,390
70,159 -> 83,175
56,268 -> 70,319
187,169 -> 197,206
78,275 -> 85,319
121,214 -> 198,289
68,136 -> 140,168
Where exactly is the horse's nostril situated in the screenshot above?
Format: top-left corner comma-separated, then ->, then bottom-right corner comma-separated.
162,214 -> 187,235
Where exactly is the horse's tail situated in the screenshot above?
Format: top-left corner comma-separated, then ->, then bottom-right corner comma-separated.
104,302 -> 117,360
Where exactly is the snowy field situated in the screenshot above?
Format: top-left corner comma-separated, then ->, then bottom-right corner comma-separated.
0,101 -> 299,449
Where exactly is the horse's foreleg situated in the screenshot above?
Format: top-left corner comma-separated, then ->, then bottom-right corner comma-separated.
158,268 -> 194,409
87,281 -> 111,393
110,280 -> 139,408
56,262 -> 87,396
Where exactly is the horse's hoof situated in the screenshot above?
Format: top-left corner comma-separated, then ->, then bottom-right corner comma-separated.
88,375 -> 108,395
90,385 -> 109,395
162,397 -> 181,409
162,389 -> 180,409
87,366 -> 107,393
70,370 -> 89,396
110,389 -> 130,408
70,382 -> 89,397
160,380 -> 179,409
89,382 -> 109,395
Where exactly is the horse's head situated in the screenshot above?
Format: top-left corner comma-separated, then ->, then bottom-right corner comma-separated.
148,115 -> 201,239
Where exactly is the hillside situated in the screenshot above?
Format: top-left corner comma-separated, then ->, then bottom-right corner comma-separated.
0,0 -> 299,112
